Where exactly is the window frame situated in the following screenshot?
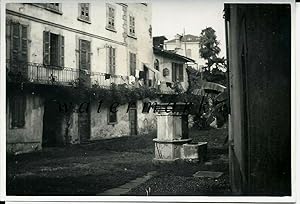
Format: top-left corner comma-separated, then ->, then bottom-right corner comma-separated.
78,3 -> 91,23
172,62 -> 184,82
128,15 -> 136,37
106,4 -> 116,32
79,39 -> 91,72
43,31 -> 65,69
32,3 -> 62,14
108,109 -> 118,124
9,94 -> 26,129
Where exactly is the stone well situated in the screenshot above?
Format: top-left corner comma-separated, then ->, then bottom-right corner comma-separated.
153,102 -> 207,163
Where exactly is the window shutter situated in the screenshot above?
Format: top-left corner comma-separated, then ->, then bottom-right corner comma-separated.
179,64 -> 184,82
133,54 -> 136,76
87,41 -> 91,72
106,46 -> 109,73
58,35 -> 64,68
79,39 -> 86,70
172,63 -> 176,82
129,53 -> 136,76
20,25 -> 28,63
112,48 -> 116,74
43,31 -> 50,65
108,47 -> 112,74
11,23 -> 20,70
10,94 -> 26,128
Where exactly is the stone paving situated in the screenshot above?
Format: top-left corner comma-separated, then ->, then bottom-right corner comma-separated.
97,171 -> 157,196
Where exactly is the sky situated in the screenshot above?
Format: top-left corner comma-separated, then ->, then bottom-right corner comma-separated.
151,0 -> 226,57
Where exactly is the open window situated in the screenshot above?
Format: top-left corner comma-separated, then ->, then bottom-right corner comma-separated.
43,31 -> 64,69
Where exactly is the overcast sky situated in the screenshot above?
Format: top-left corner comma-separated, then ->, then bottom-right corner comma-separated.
151,0 -> 226,56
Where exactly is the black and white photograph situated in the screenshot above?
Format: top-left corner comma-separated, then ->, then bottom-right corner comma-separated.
1,0 -> 296,201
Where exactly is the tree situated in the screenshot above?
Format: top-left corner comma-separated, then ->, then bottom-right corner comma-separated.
199,27 -> 226,72
194,27 -> 229,129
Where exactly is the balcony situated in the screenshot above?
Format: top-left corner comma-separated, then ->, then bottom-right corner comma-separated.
6,61 -> 155,90
91,72 -> 132,88
7,61 -> 79,86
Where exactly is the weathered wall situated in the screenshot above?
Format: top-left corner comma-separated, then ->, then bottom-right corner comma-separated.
90,99 -> 157,140
153,54 -> 189,91
227,4 -> 291,195
136,100 -> 157,133
57,111 -> 79,145
6,3 -> 157,150
6,94 -> 44,154
6,3 -> 153,78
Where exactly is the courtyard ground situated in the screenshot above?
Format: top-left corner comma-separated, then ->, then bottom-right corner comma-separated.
7,127 -> 230,195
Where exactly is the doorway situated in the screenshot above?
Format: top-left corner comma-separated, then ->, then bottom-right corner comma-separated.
129,102 -> 138,136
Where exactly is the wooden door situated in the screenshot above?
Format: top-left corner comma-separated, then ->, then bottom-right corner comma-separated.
78,103 -> 91,143
129,103 -> 137,135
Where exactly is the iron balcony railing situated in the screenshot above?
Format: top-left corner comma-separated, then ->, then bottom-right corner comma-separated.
7,61 -> 79,86
91,72 -> 131,88
6,61 -> 152,89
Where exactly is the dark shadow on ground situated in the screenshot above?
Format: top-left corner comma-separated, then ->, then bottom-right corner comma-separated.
7,127 -> 230,195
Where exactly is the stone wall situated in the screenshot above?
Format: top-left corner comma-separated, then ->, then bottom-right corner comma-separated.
6,94 -> 44,154
90,99 -> 157,140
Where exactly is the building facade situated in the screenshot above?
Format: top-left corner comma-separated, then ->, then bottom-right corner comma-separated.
164,34 -> 205,70
6,3 -> 157,154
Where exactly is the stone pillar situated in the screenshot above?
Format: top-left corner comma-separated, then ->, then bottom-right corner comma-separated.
153,103 -> 191,163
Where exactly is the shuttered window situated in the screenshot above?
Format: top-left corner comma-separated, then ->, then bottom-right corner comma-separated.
43,31 -> 64,68
107,47 -> 116,74
79,39 -> 91,72
10,22 -> 28,70
129,52 -> 136,76
172,63 -> 184,82
10,94 -> 26,128
79,3 -> 90,22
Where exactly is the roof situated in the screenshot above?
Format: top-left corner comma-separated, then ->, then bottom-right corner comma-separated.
153,47 -> 195,63
166,34 -> 200,43
153,36 -> 168,48
153,36 -> 168,41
